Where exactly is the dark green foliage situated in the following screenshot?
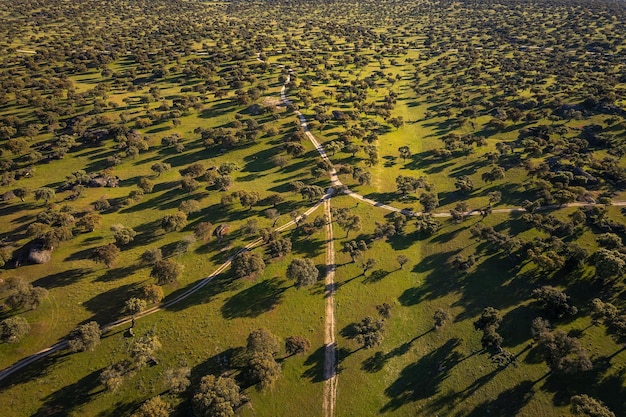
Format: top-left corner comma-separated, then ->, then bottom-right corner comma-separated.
67,321 -> 101,352
0,316 -> 30,343
571,394 -> 615,417
192,375 -> 244,417
354,316 -> 385,349
150,259 -> 184,285
285,335 -> 311,356
91,243 -> 120,268
286,258 -> 319,288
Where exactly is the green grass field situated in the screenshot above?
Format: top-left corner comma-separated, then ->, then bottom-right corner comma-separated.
1,0 -> 626,416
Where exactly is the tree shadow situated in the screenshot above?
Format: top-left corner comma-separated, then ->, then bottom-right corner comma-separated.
361,329 -> 433,373
95,400 -> 141,417
0,349 -> 68,390
33,369 -> 103,416
499,303 -> 535,348
64,247 -> 97,262
381,337 -> 463,412
83,283 -> 139,325
363,269 -> 390,284
398,250 -> 462,306
94,264 -> 142,283
302,345 -> 325,383
464,380 -> 535,417
221,277 -> 286,319
32,268 -> 92,289
164,273 -> 238,313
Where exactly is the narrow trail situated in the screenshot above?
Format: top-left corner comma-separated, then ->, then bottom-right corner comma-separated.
322,197 -> 338,417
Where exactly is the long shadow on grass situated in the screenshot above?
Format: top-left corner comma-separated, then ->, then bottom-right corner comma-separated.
95,400 -> 142,417
452,253 -> 527,322
499,304 -> 536,348
164,273 -> 238,313
33,369 -> 103,416
381,338 -> 463,412
33,268 -> 92,289
83,283 -> 139,325
362,329 -> 433,373
464,380 -> 535,417
94,264 -> 143,283
398,250 -> 462,306
539,358 -> 612,407
221,277 -> 286,319
0,350 -> 68,391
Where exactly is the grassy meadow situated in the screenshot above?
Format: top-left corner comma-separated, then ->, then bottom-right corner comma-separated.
1,0 -> 626,416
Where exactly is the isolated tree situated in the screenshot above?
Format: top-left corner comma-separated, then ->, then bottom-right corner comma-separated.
124,297 -> 147,317
194,222 -> 213,241
481,325 -> 504,350
67,321 -> 101,352
161,211 -> 188,232
77,213 -> 102,232
336,214 -> 362,237
130,333 -> 162,367
265,208 -> 280,227
180,163 -> 206,178
0,316 -> 30,343
112,225 -> 137,245
180,177 -> 199,193
532,286 -> 578,318
179,200 -> 202,215
151,259 -> 184,285
361,258 -> 377,276
141,284 -> 164,305
151,162 -> 171,177
488,191 -> 502,206
397,255 -> 409,269
268,237 -> 292,258
91,243 -> 120,268
376,303 -> 393,319
34,187 -> 55,204
13,187 -> 30,202
433,308 -> 451,330
99,361 -> 128,392
343,240 -> 368,263
571,394 -> 615,417
238,191 -> 261,209
355,316 -> 385,349
247,328 -> 281,356
132,396 -> 170,417
137,177 -> 154,193
398,146 -> 411,162
285,336 -> 311,356
164,367 -> 191,394
286,258 -> 319,288
140,248 -> 163,265
192,375 -> 244,417
231,251 -> 265,279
